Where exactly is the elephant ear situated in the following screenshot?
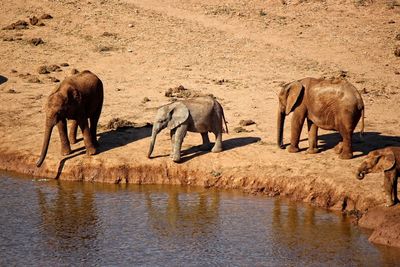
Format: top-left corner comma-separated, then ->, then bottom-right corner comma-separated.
67,87 -> 82,104
378,152 -> 396,171
167,103 -> 189,130
285,81 -> 304,115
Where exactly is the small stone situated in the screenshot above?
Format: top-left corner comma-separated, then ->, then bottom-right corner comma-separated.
38,65 -> 49,74
37,22 -> 45,27
49,76 -> 60,82
396,33 -> 400,40
7,88 -> 17,93
27,76 -> 41,83
259,10 -> 267,16
29,38 -> 44,46
142,97 -> 150,103
239,119 -> 256,126
127,48 -> 133,52
60,63 -> 69,67
394,47 -> 400,57
70,68 -> 79,75
40,14 -> 53,19
128,23 -> 134,28
29,16 -> 39,25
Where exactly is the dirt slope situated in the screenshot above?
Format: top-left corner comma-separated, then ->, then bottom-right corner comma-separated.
0,0 -> 399,247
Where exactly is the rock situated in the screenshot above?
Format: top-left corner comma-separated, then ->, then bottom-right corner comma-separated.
38,65 -> 49,74
2,20 -> 28,30
396,33 -> 400,40
49,76 -> 60,83
128,23 -> 134,28
6,88 -> 17,94
70,68 -> 79,75
40,14 -> 53,19
60,63 -> 69,67
259,10 -> 267,16
27,76 -> 41,83
142,97 -> 150,103
233,126 -> 251,133
239,119 -> 256,126
37,22 -> 45,27
29,38 -> 44,46
29,16 -> 39,25
395,47 -> 400,57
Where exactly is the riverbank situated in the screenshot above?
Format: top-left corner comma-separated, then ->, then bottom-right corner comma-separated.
1,0 -> 400,247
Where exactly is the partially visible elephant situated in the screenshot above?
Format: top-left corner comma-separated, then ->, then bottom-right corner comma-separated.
356,147 -> 400,207
277,77 -> 364,159
36,70 -> 104,167
147,96 -> 228,162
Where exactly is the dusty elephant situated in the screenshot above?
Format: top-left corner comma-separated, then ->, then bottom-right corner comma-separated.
147,96 -> 228,162
277,77 -> 364,159
356,147 -> 400,207
36,70 -> 104,167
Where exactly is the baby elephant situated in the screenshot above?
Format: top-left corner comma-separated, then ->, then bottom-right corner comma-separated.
356,147 -> 400,207
147,96 -> 228,162
36,70 -> 104,167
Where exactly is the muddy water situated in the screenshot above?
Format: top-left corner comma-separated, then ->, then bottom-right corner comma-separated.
0,172 -> 399,266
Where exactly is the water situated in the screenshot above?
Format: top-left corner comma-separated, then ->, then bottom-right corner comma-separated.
0,172 -> 399,266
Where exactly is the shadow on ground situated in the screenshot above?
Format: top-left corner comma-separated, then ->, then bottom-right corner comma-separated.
55,125 -> 152,178
0,75 -> 8,85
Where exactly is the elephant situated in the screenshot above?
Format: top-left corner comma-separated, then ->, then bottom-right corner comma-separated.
356,147 -> 400,207
277,76 -> 364,159
147,96 -> 228,162
36,70 -> 104,167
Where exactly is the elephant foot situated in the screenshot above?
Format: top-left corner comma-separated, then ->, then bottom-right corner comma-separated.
306,148 -> 319,154
339,152 -> 353,160
334,142 -> 343,154
287,145 -> 299,153
69,138 -> 78,145
61,147 -> 72,156
172,155 -> 181,163
86,147 -> 97,156
385,202 -> 396,207
211,146 -> 222,153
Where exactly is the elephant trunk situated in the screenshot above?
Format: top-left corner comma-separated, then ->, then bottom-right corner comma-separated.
147,127 -> 158,158
277,110 -> 285,149
36,122 -> 54,167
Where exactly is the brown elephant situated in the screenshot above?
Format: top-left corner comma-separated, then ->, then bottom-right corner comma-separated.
356,147 -> 400,207
36,70 -> 103,167
277,77 -> 364,159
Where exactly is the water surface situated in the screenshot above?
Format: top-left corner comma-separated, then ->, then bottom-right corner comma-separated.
0,172 -> 399,266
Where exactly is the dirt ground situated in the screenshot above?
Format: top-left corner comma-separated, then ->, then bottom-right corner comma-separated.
0,0 -> 400,247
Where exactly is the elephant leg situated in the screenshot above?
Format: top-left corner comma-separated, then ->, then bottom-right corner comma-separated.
384,170 -> 396,207
306,119 -> 319,154
172,124 -> 188,162
170,129 -> 176,159
211,131 -> 223,153
90,114 -> 100,147
78,119 -> 96,156
288,111 -> 306,153
394,174 -> 399,204
338,125 -> 353,159
334,142 -> 343,154
57,119 -> 72,156
200,132 -> 212,151
68,120 -> 78,144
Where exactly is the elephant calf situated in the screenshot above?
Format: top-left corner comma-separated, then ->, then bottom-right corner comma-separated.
356,147 -> 400,207
147,96 -> 228,162
277,77 -> 365,159
36,70 -> 104,167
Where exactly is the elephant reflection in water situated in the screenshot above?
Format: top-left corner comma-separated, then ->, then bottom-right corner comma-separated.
144,187 -> 220,237
37,182 -> 99,252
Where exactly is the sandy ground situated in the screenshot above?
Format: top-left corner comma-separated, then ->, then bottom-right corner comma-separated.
0,0 -> 400,247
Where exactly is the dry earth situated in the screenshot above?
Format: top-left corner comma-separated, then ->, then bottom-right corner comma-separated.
0,0 -> 400,247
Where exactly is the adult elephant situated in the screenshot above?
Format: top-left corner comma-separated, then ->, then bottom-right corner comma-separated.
277,77 -> 364,159
36,70 -> 103,167
147,96 -> 228,162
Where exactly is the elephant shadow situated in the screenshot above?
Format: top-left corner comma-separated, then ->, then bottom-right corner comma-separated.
96,124 -> 152,154
317,131 -> 400,157
0,75 -> 8,85
55,125 -> 152,179
178,136 -> 261,163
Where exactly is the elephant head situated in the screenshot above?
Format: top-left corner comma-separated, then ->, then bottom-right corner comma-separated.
147,102 -> 189,158
36,87 -> 81,167
277,81 -> 304,148
356,150 -> 396,180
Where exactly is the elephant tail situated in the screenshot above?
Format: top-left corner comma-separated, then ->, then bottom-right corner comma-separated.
359,106 -> 365,139
222,107 -> 228,134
